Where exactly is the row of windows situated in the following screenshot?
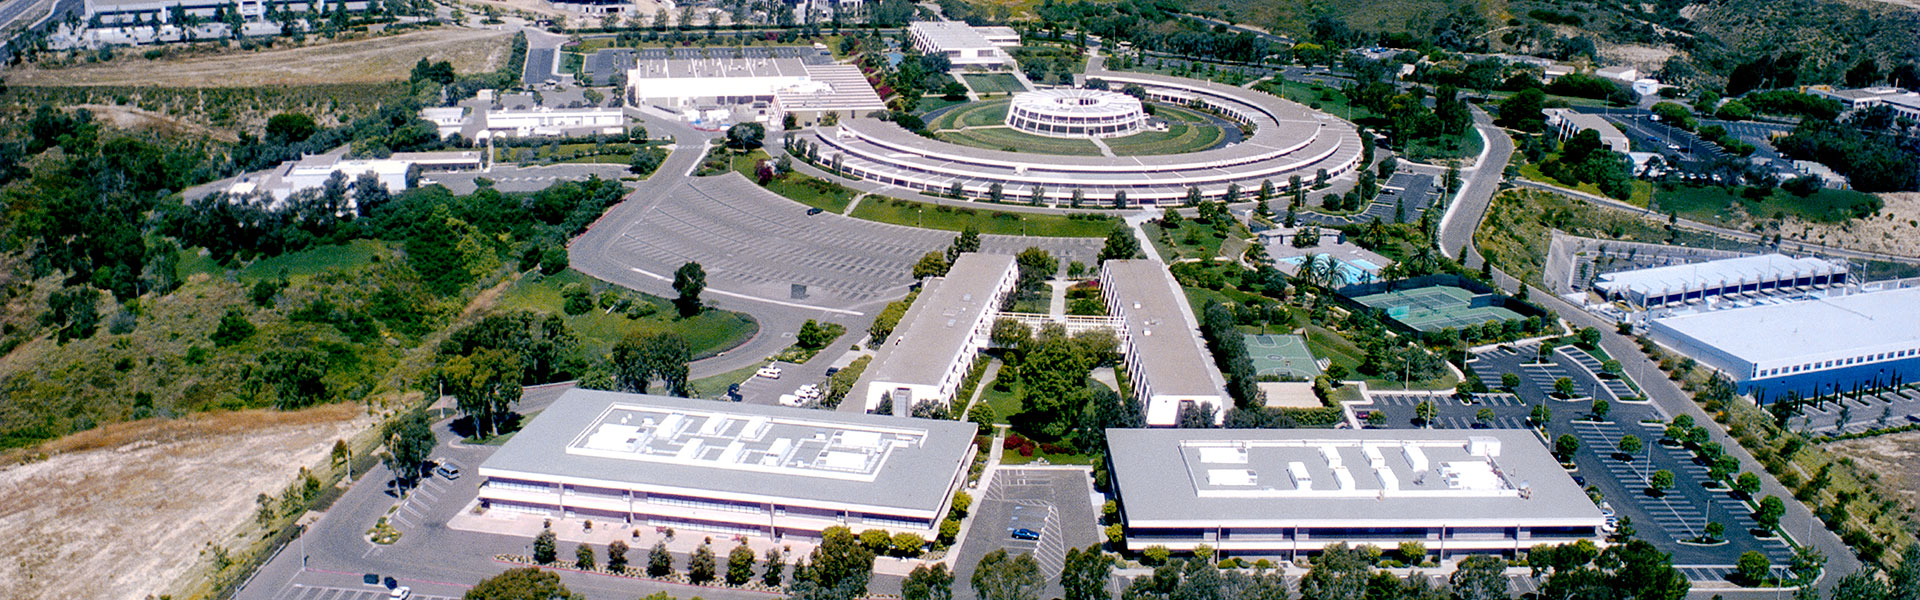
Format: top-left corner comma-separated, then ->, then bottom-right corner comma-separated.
821,138 -> 1331,197
648,494 -> 762,514
1009,108 -> 1143,125
1759,347 -> 1920,378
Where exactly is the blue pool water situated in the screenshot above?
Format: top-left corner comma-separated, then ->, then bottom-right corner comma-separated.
1278,254 -> 1383,286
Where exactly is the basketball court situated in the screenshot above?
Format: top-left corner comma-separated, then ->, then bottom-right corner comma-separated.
1245,334 -> 1323,378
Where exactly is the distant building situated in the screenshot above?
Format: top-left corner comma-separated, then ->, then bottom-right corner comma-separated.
907,21 -> 1016,70
1106,428 -> 1604,557
476,390 -> 977,540
484,108 -> 625,138
1648,286 -> 1920,400
224,151 -> 481,205
1544,108 -> 1629,154
547,0 -> 631,14
857,253 -> 1018,413
1100,260 -> 1228,426
625,57 -> 886,127
1807,86 -> 1920,121
977,26 -> 1021,47
83,0 -> 366,25
1593,253 -> 1848,310
1595,65 -> 1638,83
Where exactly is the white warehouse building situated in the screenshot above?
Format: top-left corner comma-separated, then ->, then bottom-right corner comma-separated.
1648,286 -> 1920,400
476,390 -> 978,541
908,21 -> 1016,69
856,253 -> 1018,413
1593,253 -> 1848,310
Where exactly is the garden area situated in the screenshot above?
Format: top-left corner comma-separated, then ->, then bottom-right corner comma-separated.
850,197 -> 1118,237
725,149 -> 858,214
496,269 -> 758,360
962,73 -> 1028,96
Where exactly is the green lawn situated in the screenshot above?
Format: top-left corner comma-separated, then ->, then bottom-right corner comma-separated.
727,149 -> 857,213
928,100 -> 1012,130
1143,220 -> 1244,260
1006,285 -> 1052,314
1653,184 -> 1882,225
850,197 -> 1118,237
496,142 -> 646,164
935,127 -> 1104,155
689,361 -> 771,400
1106,115 -> 1228,156
1257,79 -> 1379,122
177,248 -> 225,280
496,270 -> 758,360
238,239 -> 391,281
914,95 -> 968,116
963,73 -> 1028,96
1517,161 -> 1655,208
1401,129 -> 1483,162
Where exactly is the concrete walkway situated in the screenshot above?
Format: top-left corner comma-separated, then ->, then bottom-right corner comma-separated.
1047,280 -> 1070,318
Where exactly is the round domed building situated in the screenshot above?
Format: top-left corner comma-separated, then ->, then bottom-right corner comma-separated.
1005,89 -> 1148,139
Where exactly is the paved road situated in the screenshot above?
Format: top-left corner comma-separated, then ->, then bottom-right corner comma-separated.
1438,106 -> 1515,267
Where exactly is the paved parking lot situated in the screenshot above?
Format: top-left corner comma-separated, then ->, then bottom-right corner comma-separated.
1790,388 -> 1920,434
631,45 -> 830,62
274,584 -> 459,600
583,48 -> 634,85
1557,346 -> 1638,401
1364,392 -> 1534,429
599,176 -> 1100,306
952,468 -> 1101,599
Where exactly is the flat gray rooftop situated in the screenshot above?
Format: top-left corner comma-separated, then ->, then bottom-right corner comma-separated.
1595,253 -> 1845,298
480,389 -> 977,512
1104,259 -> 1224,398
628,56 -> 808,80
1652,286 -> 1920,364
910,21 -> 1002,51
862,253 -> 1014,390
1108,428 -> 1602,527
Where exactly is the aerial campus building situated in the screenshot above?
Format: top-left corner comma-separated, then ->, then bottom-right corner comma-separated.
624,56 -> 886,128
1106,429 -> 1605,558
1809,86 -> 1920,121
476,390 -> 977,540
1101,260 -> 1228,426
1593,254 -> 1848,310
82,0 -> 366,25
1543,108 -> 1629,154
422,105 -> 627,140
856,253 -> 1019,413
797,71 -> 1364,205
223,150 -> 482,205
907,21 -> 1016,69
1648,286 -> 1920,400
1007,89 -> 1149,139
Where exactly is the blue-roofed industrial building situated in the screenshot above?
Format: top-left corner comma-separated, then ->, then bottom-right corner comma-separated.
1648,286 -> 1920,401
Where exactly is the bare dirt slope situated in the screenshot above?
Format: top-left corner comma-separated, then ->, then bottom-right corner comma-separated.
1779,192 -> 1920,258
81,103 -> 240,141
0,404 -> 368,600
9,27 -> 512,87
1827,430 -> 1920,511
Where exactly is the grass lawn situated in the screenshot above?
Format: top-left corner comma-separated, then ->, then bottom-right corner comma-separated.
850,197 -> 1117,237
1000,449 -> 1097,465
979,376 -> 1022,425
1305,324 -> 1364,374
963,73 -> 1027,96
914,95 -> 968,116
1106,120 -> 1227,156
496,269 -> 758,360
1258,79 -> 1378,122
238,239 -> 390,282
495,142 -> 644,164
1006,285 -> 1052,314
178,248 -> 225,280
1402,129 -> 1483,162
689,361 -> 771,400
936,127 -> 1104,155
727,149 -> 857,213
1653,183 -> 1882,226
1517,160 -> 1655,208
928,100 -> 1011,130
1143,220 -> 1242,260
1008,44 -> 1087,74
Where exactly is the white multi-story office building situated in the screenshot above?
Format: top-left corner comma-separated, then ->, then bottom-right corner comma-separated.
857,253 -> 1018,413
1100,259 -> 1228,426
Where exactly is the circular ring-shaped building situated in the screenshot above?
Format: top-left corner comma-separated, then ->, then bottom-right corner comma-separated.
1006,89 -> 1147,138
791,71 -> 1365,207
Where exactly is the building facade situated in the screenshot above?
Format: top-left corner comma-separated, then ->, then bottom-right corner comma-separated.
476,390 -> 977,540
1100,259 -> 1228,426
1544,108 -> 1629,154
1593,253 -> 1848,310
907,21 -> 1015,69
858,253 -> 1018,413
1106,429 -> 1605,558
1648,286 -> 1920,400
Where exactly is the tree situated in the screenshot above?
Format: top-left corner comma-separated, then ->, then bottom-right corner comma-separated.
1577,326 -> 1601,347
1705,521 -> 1725,541
727,542 -> 757,585
797,319 -> 835,349
1501,372 -> 1521,390
1061,545 -> 1113,600
673,261 -> 707,316
1554,376 -> 1577,398
611,331 -> 691,396
1098,227 -> 1141,262
1736,551 -> 1771,585
904,563 -> 955,600
381,410 -> 436,490
913,251 -> 948,278
576,543 -> 597,570
1451,556 -> 1509,600
727,122 -> 766,149
439,349 -> 524,439
1889,544 -> 1920,600
629,146 -> 665,175
211,307 -> 255,347
945,226 -> 983,264
1591,397 -> 1611,420
1618,434 -> 1643,456
1755,495 -> 1786,532
533,529 -> 558,565
463,567 -> 581,600
1499,88 -> 1546,130
1476,408 -> 1495,426
1414,400 -> 1437,424
1555,433 -> 1580,460
805,526 -> 875,595
608,540 -> 630,572
1299,543 -> 1370,600
763,547 -> 786,587
1649,469 -> 1674,495
971,549 -> 1042,600
1734,472 -> 1762,497
265,112 -> 319,144
1530,403 -> 1553,425
648,540 -> 674,577
690,541 -> 718,584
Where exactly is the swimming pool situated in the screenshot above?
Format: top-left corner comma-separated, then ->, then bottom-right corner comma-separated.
1277,254 -> 1383,286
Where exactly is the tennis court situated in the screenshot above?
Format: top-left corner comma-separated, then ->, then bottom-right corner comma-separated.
1352,285 -> 1524,332
1245,334 -> 1323,378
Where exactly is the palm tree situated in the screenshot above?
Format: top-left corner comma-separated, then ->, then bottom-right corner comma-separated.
1311,255 -> 1339,288
1293,253 -> 1321,288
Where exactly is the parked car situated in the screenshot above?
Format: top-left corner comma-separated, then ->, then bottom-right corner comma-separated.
807,207 -> 824,216
390,586 -> 412,600
756,366 -> 783,379
1010,528 -> 1041,541
435,464 -> 461,480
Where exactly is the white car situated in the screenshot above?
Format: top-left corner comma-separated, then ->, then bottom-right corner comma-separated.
756,366 -> 783,379
779,394 -> 805,407
390,586 -> 412,600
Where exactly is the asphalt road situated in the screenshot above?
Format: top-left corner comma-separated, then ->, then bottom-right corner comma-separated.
1438,106 -> 1515,268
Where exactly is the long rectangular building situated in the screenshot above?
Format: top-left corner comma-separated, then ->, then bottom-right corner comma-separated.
908,21 -> 1015,69
1107,429 -> 1604,558
625,56 -> 885,127
859,253 -> 1017,413
1593,253 -> 1847,309
1648,286 -> 1920,400
476,390 -> 977,540
1100,259 -> 1227,426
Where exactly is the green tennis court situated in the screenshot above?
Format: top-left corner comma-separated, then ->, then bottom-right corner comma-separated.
1352,285 -> 1522,332
1245,334 -> 1322,378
